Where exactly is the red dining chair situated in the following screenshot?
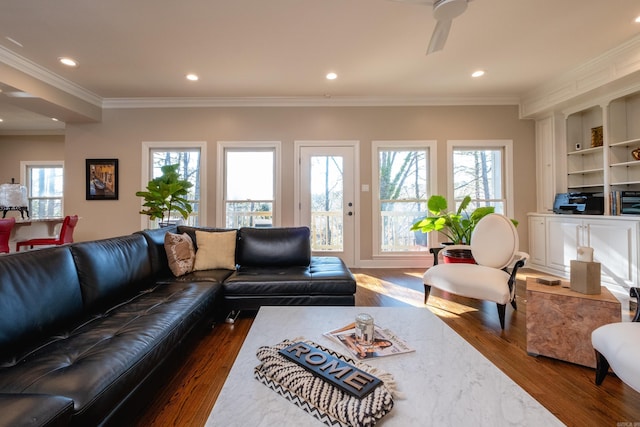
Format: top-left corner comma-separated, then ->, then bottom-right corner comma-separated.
0,217 -> 16,253
16,215 -> 78,251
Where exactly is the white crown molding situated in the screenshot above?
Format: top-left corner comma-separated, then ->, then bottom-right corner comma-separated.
520,34 -> 640,118
0,128 -> 65,136
102,95 -> 520,109
0,45 -> 103,107
0,45 -> 520,110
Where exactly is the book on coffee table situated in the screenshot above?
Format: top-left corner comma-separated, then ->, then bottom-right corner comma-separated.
324,322 -> 414,360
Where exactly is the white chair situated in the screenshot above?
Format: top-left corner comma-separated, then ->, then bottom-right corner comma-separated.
591,287 -> 640,393
423,213 -> 529,329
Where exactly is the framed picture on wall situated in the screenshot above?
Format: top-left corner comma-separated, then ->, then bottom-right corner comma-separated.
86,159 -> 119,200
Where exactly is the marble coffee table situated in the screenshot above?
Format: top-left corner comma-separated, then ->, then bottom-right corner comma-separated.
206,306 -> 563,426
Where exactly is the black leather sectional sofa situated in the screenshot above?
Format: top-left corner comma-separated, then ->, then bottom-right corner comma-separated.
0,225 -> 355,427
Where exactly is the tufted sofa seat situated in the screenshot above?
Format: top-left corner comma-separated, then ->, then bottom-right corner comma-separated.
0,225 -> 355,426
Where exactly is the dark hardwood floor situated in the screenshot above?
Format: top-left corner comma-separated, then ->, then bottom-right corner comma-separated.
132,268 -> 640,426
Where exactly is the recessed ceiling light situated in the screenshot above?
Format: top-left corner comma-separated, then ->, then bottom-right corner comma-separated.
326,72 -> 338,80
635,16 -> 640,23
51,118 -> 59,122
4,91 -> 36,98
0,118 -> 4,123
471,70 -> 485,78
186,74 -> 199,81
59,57 -> 78,67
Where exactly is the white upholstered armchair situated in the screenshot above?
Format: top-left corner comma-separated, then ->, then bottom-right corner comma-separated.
422,213 -> 529,329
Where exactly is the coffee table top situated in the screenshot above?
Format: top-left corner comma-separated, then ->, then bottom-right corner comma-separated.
207,306 -> 563,426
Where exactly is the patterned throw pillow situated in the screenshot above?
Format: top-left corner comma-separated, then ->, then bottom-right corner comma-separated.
193,229 -> 237,271
164,232 -> 196,277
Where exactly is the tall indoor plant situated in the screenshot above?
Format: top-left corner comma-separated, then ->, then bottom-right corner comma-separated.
136,164 -> 193,226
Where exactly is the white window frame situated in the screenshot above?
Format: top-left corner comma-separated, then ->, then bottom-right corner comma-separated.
20,160 -> 64,218
216,141 -> 281,228
140,141 -> 207,229
371,140 -> 438,258
446,139 -> 514,219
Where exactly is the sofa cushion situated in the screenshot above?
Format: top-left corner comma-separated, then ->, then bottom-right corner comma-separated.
137,225 -> 178,279
193,230 -> 237,271
0,247 -> 84,363
222,256 -> 356,310
164,232 -> 196,276
71,234 -> 154,312
224,257 -> 355,296
237,227 -> 311,267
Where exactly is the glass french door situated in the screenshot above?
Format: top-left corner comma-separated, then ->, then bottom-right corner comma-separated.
299,145 -> 356,266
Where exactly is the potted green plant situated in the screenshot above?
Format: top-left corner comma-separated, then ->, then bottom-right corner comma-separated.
136,164 -> 193,226
410,195 -> 518,263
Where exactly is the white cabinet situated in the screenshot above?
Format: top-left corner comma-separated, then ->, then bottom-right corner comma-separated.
528,214 -> 640,292
528,215 -> 547,267
546,216 -> 582,272
535,116 -> 556,213
587,219 -> 638,288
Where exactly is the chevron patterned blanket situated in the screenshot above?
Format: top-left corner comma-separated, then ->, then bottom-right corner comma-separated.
255,339 -> 396,427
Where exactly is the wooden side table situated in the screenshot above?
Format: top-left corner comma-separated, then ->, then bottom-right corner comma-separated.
525,276 -> 621,368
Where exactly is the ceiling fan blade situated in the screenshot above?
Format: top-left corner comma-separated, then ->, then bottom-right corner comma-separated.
426,19 -> 451,55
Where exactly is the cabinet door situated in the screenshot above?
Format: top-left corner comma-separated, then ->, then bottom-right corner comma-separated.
546,217 -> 582,272
585,220 -> 639,287
528,216 -> 547,266
535,117 -> 556,213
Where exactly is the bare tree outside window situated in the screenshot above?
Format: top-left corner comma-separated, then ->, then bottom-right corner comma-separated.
151,150 -> 201,226
452,148 -> 504,214
378,149 -> 429,252
27,165 -> 63,219
310,155 -> 343,251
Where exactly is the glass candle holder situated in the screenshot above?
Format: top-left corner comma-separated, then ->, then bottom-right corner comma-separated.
355,313 -> 374,346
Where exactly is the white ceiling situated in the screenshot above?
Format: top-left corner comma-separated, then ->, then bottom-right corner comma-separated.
1,0 -> 640,132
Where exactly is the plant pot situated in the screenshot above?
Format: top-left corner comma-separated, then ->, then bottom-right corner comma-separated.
442,248 -> 476,264
159,219 -> 184,228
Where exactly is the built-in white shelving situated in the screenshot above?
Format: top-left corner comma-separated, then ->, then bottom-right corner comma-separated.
566,106 -> 604,191
608,95 -> 640,194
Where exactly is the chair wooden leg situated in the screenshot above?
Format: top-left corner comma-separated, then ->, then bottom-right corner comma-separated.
594,350 -> 610,385
424,284 -> 432,305
496,303 -> 506,329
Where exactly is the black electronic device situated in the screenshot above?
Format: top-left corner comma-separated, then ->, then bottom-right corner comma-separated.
553,192 -> 604,215
621,191 -> 640,215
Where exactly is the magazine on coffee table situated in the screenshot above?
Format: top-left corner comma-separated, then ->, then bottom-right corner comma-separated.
324,322 -> 415,360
